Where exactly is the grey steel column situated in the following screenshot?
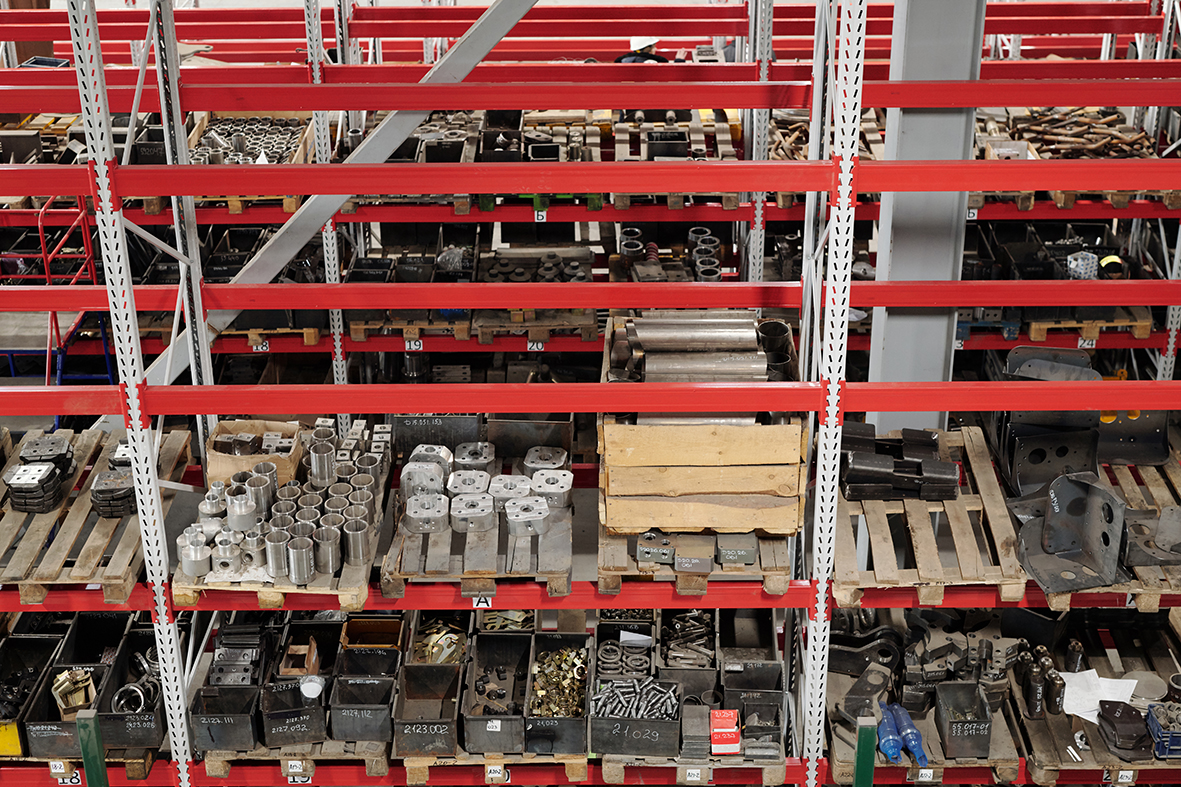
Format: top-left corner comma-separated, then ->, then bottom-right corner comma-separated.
144,0 -> 539,387
153,0 -> 216,452
866,0 -> 986,432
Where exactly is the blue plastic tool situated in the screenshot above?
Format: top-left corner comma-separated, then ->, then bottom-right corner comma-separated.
877,702 -> 903,764
887,703 -> 928,767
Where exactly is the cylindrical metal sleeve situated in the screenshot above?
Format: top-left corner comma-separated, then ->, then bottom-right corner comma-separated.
343,519 -> 369,565
287,536 -> 315,585
265,530 -> 290,579
630,321 -> 758,353
309,441 -> 336,487
246,475 -> 273,518
1046,674 -> 1065,715
314,527 -> 342,574
645,351 -> 767,377
348,489 -> 376,525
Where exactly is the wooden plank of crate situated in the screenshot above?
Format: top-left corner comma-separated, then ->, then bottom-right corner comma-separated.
902,499 -> 944,582
604,494 -> 799,534
1,429 -> 101,581
1162,456 -> 1181,502
1138,465 -> 1177,510
601,423 -> 801,467
1111,464 -> 1149,509
860,500 -> 899,585
605,464 -> 799,497
961,426 -> 1023,579
942,498 -> 983,582
833,496 -> 860,584
27,433 -> 118,583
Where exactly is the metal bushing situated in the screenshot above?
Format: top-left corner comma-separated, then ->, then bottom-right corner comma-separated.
212,540 -> 242,573
272,500 -> 298,520
245,475 -> 273,518
320,512 -> 345,532
342,504 -> 369,529
218,526 -> 244,546
271,514 -> 295,532
314,527 -> 342,574
351,472 -> 379,499
696,266 -> 722,282
401,461 -> 445,500
231,471 -> 253,486
297,493 -> 324,513
335,463 -> 358,484
522,446 -> 568,478
687,226 -> 712,252
179,543 -> 212,577
252,461 -> 278,489
324,496 -> 350,519
504,496 -> 552,536
225,485 -> 258,531
450,493 -> 496,533
301,479 -> 327,497
240,531 -> 267,568
454,442 -> 496,473
276,485 -> 302,506
310,426 -> 336,445
287,536 -> 315,585
530,469 -> 574,509
695,236 -> 721,256
348,489 -> 376,525
403,494 -> 450,534
343,519 -> 369,565
197,491 -> 226,519
620,239 -> 646,263
328,482 -> 354,501
294,508 -> 320,531
488,475 -> 531,512
409,444 -> 453,476
355,454 -> 381,476
447,470 -> 491,497
308,441 -> 336,488
620,226 -> 643,246
265,530 -> 290,578
289,520 -> 317,541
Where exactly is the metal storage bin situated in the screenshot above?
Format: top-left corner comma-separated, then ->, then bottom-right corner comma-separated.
393,664 -> 462,756
462,632 -> 531,754
258,681 -> 328,746
23,664 -> 111,758
189,686 -> 261,752
935,682 -> 992,760
589,679 -> 681,757
524,633 -> 590,755
329,676 -> 395,742
95,630 -> 166,748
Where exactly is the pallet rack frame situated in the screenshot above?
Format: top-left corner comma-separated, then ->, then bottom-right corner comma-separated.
1,1 -> 1181,786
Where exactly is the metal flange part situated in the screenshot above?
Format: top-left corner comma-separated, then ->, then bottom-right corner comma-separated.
447,470 -> 491,497
503,496 -> 551,536
400,462 -> 445,500
403,493 -> 450,534
530,469 -> 573,509
450,493 -> 496,533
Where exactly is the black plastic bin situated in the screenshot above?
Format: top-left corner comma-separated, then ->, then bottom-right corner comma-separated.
329,677 -> 395,741
189,686 -> 261,752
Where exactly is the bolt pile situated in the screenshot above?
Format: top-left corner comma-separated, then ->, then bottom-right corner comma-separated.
1012,108 -> 1154,159
590,678 -> 678,721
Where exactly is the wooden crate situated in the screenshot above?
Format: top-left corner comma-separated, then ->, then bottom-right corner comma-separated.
202,741 -> 390,779
1025,305 -> 1153,343
597,522 -> 793,596
827,670 -> 1021,785
173,457 -> 391,611
599,753 -> 786,786
4,429 -> 190,605
380,505 -> 574,598
832,426 -> 1027,607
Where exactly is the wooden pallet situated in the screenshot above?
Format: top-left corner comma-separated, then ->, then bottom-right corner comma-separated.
1051,190 -> 1135,210
202,741 -> 390,779
173,461 -> 391,611
827,671 -> 1021,785
380,506 -> 574,598
0,427 -> 11,467
0,748 -> 159,781
349,312 -> 473,343
597,522 -> 794,596
402,751 -> 588,785
1026,305 -> 1153,343
832,426 -> 1027,607
471,308 -> 599,345
9,429 -> 189,604
968,190 -> 1035,211
1010,614 -> 1181,785
599,752 -> 786,786
217,326 -> 322,348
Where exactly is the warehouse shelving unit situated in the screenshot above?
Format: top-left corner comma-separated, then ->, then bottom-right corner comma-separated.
0,1 -> 1180,786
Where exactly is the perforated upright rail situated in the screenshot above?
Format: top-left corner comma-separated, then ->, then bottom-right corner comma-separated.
804,1 -> 866,787
65,3 -> 193,786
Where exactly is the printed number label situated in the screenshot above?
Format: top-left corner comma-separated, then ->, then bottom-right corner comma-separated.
252,340 -> 270,353
1078,337 -> 1097,349
916,769 -> 935,782
953,338 -> 964,351
405,339 -> 424,352
966,208 -> 978,220
1104,770 -> 1135,784
49,762 -> 67,774
526,340 -> 546,352
686,768 -> 703,782
486,719 -> 501,732
57,775 -> 81,787
472,596 -> 493,609
288,777 -> 311,785
287,761 -> 303,773
534,209 -> 548,223
487,764 -> 506,781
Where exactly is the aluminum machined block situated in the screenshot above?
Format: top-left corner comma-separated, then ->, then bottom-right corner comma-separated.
530,469 -> 573,509
447,470 -> 491,497
180,543 -> 212,577
225,485 -> 258,531
403,494 -> 450,534
218,526 -> 244,546
454,442 -> 496,473
240,531 -> 267,568
212,541 -> 242,573
265,530 -> 290,578
503,496 -> 552,536
450,493 -> 496,533
489,475 -> 531,511
409,444 -> 454,476
522,446 -> 567,478
401,462 -> 445,500
198,491 -> 226,519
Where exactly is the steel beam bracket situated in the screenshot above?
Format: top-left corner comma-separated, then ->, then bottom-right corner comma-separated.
120,381 -> 151,430
831,154 -> 858,207
807,578 -> 826,621
147,579 -> 176,625
818,380 -> 846,426
86,158 -> 121,213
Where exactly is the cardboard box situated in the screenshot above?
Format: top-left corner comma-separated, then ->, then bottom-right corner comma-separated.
205,419 -> 304,486
711,709 -> 740,755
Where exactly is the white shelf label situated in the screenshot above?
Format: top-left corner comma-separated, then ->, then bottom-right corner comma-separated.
1104,770 -> 1135,784
686,768 -> 703,782
56,775 -> 81,787
287,761 -> 303,773
288,777 -> 311,785
953,338 -> 964,351
486,719 -> 501,732
966,208 -> 978,220
252,340 -> 270,353
405,339 -> 424,352
915,769 -> 935,782
526,340 -> 546,352
534,209 -> 548,223
472,596 -> 493,609
49,761 -> 67,774
1078,337 -> 1097,349
486,764 -> 508,782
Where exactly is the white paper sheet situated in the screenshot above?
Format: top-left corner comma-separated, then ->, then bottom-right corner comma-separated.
1059,669 -> 1138,723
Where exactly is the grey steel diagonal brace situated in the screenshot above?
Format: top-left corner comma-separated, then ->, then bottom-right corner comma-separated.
142,0 -> 538,387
